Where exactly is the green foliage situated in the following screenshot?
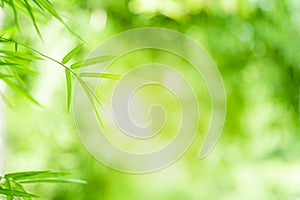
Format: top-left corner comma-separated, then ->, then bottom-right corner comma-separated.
62,44 -> 83,64
0,36 -> 118,109
0,0 -> 299,199
70,56 -> 116,69
0,0 -> 82,40
0,171 -> 86,199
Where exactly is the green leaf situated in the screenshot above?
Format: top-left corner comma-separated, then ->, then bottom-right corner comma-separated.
0,49 -> 43,60
9,0 -> 19,28
5,171 -> 69,180
70,55 -> 115,69
14,43 -> 18,52
0,73 -> 13,79
3,79 -> 41,106
79,73 -> 121,80
0,188 -> 39,198
23,0 -> 42,39
78,79 -> 104,127
3,179 -> 13,200
35,0 -> 83,40
62,44 -> 83,64
0,62 -> 18,66
31,0 -> 45,12
0,92 -> 14,107
19,178 -> 87,184
11,181 -> 32,200
65,68 -> 72,111
0,62 -> 37,76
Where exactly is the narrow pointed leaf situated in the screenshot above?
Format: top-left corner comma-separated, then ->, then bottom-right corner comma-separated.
65,68 -> 72,111
0,188 -> 39,198
70,55 -> 115,69
10,181 -> 32,200
31,0 -> 45,11
19,178 -> 87,184
3,179 -> 12,200
62,44 -> 83,64
5,171 -> 69,180
36,0 -> 83,40
79,73 -> 121,80
23,0 -> 43,39
0,92 -> 14,107
5,171 -> 49,179
3,79 -> 41,106
0,49 -> 43,60
0,62 -> 18,66
78,79 -> 104,127
0,73 -> 13,79
9,0 -> 19,28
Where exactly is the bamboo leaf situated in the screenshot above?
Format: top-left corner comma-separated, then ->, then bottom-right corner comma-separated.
9,0 -> 19,28
65,68 -> 72,111
0,62 -> 18,66
70,55 -> 115,69
14,43 -> 18,52
62,43 -> 83,64
0,62 -> 37,76
35,0 -> 83,40
0,73 -> 13,79
23,0 -> 42,39
0,188 -> 39,198
19,178 -> 87,184
0,92 -> 14,107
31,0 -> 45,12
3,79 -> 41,106
11,181 -> 32,200
5,171 -> 49,179
78,79 -> 104,127
5,171 -> 69,180
0,49 -> 43,60
79,72 -> 121,80
3,179 -> 13,200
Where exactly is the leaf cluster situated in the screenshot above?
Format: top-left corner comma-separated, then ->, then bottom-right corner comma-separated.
0,0 -> 81,40
0,171 -> 86,199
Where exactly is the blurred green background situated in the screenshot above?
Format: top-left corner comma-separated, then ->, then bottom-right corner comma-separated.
0,0 -> 299,199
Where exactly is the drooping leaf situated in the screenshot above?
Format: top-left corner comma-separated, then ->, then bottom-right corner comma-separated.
77,79 -> 104,127
79,72 -> 121,80
0,73 -> 13,79
19,178 -> 87,184
8,0 -> 19,28
35,0 -> 83,40
0,188 -> 38,198
70,55 -> 115,69
65,68 -> 72,111
14,43 -> 18,52
3,179 -> 13,200
23,0 -> 42,39
31,0 -> 45,12
10,181 -> 32,200
5,171 -> 69,180
0,62 -> 18,66
0,92 -> 14,107
3,79 -> 41,106
62,43 -> 83,64
0,49 -> 43,60
0,61 -> 37,76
